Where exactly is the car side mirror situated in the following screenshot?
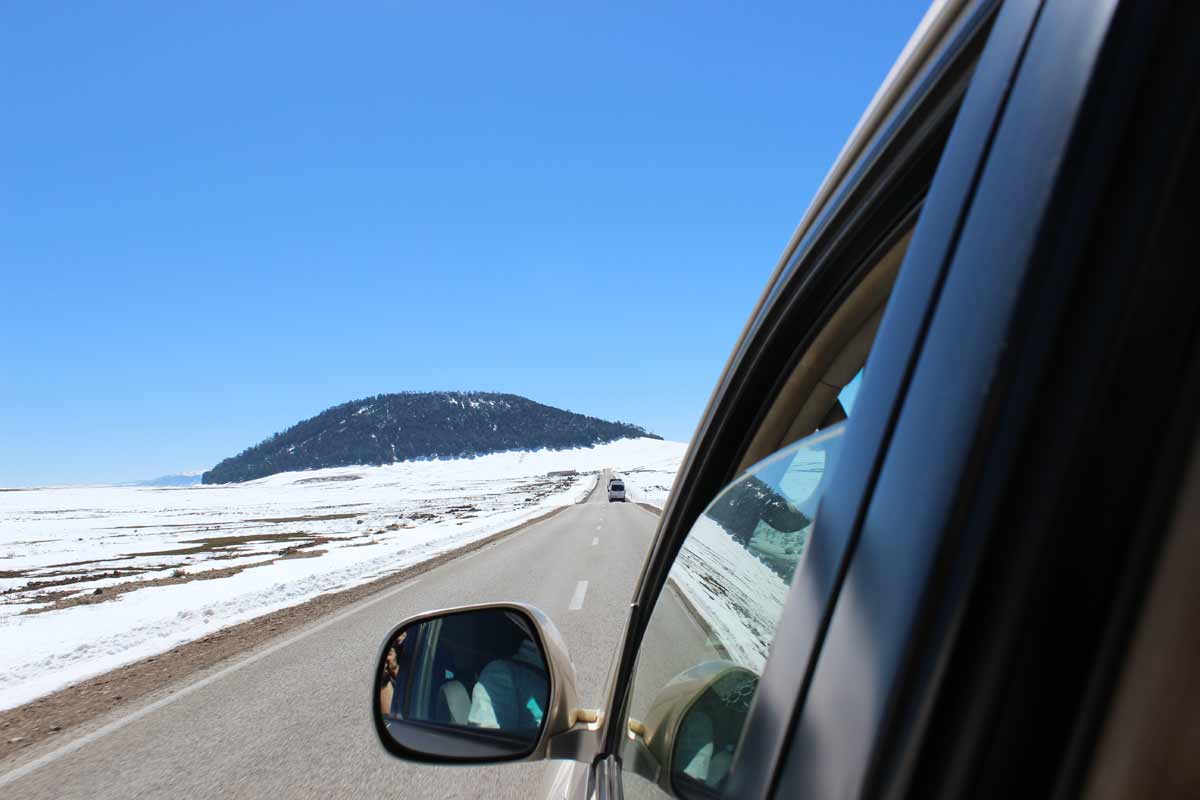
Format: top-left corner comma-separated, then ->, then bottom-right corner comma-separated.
624,661 -> 759,796
372,602 -> 599,764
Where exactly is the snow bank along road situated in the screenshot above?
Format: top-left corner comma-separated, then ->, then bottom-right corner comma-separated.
0,438 -> 684,711
0,467 -> 713,799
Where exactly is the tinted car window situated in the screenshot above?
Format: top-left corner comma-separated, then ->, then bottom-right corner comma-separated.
620,221 -> 913,798
621,426 -> 845,797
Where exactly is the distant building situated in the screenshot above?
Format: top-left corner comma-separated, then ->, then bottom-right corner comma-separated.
546,470 -> 579,477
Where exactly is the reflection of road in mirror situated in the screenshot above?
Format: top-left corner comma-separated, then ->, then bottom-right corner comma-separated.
377,608 -> 550,761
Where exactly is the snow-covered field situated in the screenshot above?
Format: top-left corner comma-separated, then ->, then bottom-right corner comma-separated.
607,448 -> 795,672
0,438 -> 686,711
1,430 -> 818,710
654,434 -> 834,673
617,447 -> 796,671
668,517 -> 791,670
609,456 -> 682,510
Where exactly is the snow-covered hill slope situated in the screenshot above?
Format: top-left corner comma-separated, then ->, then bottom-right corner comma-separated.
203,391 -> 660,483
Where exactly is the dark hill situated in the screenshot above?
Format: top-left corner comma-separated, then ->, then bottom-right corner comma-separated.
201,392 -> 660,484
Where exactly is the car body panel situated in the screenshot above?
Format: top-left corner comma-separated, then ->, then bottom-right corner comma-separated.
783,0 -> 1189,797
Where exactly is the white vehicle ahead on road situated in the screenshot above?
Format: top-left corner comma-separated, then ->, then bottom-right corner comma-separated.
606,479 -> 625,502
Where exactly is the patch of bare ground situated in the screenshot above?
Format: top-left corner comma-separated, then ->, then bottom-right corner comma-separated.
241,512 -> 362,523
103,511 -> 362,531
131,530 -> 320,556
0,505 -> 569,763
9,537 -> 341,615
1,530 -> 339,600
8,566 -> 163,591
293,475 -> 362,484
2,522 -> 446,617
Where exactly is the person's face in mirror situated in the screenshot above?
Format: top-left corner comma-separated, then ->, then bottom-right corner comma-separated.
385,631 -> 405,677
379,631 -> 409,718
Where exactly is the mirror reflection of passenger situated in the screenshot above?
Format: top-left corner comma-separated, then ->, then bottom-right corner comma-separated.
379,631 -> 408,718
467,638 -> 548,732
676,711 -> 732,790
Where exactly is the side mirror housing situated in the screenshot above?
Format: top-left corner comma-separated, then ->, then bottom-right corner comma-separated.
624,661 -> 759,796
372,602 -> 597,764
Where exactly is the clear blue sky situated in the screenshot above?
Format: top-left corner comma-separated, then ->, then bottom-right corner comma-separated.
1,1 -> 930,486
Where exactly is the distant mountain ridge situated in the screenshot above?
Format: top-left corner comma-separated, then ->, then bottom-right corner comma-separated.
128,473 -> 203,487
201,392 -> 660,484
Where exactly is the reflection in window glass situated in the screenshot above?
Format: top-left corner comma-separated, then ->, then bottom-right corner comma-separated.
622,424 -> 847,797
671,424 -> 842,669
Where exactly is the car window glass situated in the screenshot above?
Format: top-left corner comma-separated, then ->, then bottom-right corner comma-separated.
620,223 -> 912,798
622,424 -> 845,798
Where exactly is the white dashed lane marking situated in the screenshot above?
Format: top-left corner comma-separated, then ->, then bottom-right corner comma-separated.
591,537 -> 599,546
569,580 -> 589,611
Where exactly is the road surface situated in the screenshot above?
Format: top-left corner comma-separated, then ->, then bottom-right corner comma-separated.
0,473 -> 708,799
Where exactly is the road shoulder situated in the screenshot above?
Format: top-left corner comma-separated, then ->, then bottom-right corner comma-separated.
0,505 -> 568,765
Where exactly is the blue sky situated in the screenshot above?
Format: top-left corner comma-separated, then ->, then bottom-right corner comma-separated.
1,1 -> 929,486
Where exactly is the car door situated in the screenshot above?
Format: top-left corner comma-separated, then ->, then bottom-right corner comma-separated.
777,0 -> 1200,797
593,1 -> 1050,797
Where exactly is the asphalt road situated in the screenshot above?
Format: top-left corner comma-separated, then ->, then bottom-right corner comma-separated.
0,473 -> 696,799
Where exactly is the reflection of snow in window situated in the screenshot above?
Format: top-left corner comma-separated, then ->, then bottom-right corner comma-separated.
669,424 -> 847,670
673,516 -> 788,669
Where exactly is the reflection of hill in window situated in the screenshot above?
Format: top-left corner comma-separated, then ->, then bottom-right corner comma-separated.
706,475 -> 810,579
748,521 -> 810,580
